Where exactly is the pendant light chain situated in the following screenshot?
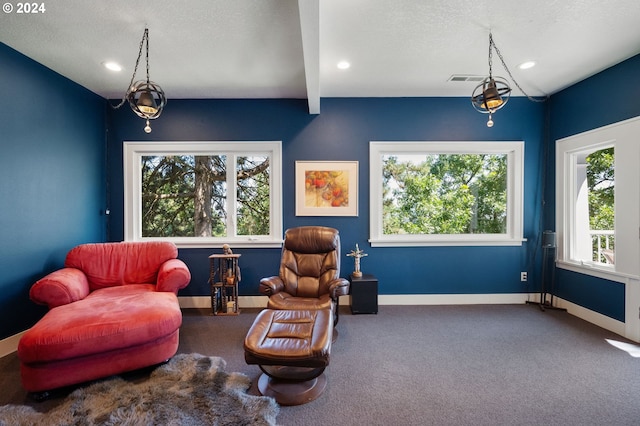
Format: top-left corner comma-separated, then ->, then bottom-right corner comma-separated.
110,29 -> 148,110
489,32 -> 546,103
145,28 -> 151,84
488,33 -> 494,78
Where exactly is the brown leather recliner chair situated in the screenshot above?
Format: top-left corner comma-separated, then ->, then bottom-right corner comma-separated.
259,226 -> 350,327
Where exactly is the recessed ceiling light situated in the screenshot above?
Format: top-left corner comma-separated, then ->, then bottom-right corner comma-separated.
337,61 -> 351,70
103,61 -> 123,72
518,61 -> 536,70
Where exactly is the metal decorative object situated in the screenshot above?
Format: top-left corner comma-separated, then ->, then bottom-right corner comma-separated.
347,244 -> 368,278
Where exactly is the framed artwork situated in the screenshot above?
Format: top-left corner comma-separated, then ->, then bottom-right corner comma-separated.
295,161 -> 358,216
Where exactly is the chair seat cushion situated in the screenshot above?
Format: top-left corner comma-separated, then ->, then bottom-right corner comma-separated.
18,284 -> 182,364
244,309 -> 333,368
266,292 -> 332,311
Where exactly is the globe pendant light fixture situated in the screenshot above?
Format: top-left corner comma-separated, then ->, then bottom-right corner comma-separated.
111,28 -> 166,133
471,32 -> 547,127
471,33 -> 511,127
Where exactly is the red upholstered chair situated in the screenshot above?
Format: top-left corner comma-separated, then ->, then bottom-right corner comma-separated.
18,242 -> 191,398
259,226 -> 350,328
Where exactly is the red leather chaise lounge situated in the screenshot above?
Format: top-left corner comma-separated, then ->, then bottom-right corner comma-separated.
18,242 -> 191,398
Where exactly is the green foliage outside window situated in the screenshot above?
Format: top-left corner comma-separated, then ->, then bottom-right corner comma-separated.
586,147 -> 614,230
382,154 -> 507,235
236,156 -> 270,236
586,147 -> 615,260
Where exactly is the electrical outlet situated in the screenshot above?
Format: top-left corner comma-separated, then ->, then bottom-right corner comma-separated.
520,272 -> 527,282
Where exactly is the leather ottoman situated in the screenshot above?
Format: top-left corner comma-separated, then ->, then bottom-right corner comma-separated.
244,309 -> 333,405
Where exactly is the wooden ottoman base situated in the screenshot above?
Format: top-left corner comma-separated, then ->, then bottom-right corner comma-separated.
244,309 -> 333,406
258,368 -> 327,406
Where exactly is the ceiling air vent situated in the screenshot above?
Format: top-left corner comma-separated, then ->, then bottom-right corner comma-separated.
448,75 -> 486,83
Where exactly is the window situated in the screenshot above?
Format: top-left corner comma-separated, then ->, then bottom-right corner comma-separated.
566,146 -> 615,266
369,141 -> 524,247
556,116 -> 640,279
124,141 -> 282,248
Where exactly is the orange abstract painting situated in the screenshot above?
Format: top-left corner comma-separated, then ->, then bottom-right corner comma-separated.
304,170 -> 349,207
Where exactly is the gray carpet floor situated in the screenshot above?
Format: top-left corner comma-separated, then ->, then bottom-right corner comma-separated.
2,304 -> 640,425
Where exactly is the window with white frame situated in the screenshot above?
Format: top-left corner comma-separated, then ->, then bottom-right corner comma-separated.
564,145 -> 615,266
556,117 -> 640,279
124,141 -> 282,248
369,141 -> 524,247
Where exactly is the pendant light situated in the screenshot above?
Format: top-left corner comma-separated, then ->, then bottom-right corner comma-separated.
471,32 -> 546,127
111,28 -> 166,133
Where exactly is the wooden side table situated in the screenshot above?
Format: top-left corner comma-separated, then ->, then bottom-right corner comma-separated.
349,273 -> 378,314
208,253 -> 241,315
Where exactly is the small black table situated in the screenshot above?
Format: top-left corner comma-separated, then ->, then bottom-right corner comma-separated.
349,273 -> 378,314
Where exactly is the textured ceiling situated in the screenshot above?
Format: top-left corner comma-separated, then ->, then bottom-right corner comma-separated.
1,0 -> 639,113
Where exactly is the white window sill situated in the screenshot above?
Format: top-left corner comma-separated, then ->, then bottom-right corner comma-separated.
556,260 -> 638,283
128,237 -> 284,250
369,237 -> 526,247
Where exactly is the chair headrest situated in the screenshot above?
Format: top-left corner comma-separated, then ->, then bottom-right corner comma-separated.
284,226 -> 340,254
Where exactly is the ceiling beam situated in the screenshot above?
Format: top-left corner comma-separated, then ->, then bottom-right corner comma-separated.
298,0 -> 320,114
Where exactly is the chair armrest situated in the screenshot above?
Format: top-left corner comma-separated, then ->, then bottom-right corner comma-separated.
259,276 -> 284,296
328,277 -> 350,300
29,268 -> 90,309
156,259 -> 191,294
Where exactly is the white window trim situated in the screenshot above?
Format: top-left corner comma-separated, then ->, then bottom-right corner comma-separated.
369,141 -> 525,247
124,141 -> 283,249
556,116 -> 640,281
561,141 -> 615,269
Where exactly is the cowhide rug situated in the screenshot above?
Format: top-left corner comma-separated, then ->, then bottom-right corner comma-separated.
0,353 -> 279,426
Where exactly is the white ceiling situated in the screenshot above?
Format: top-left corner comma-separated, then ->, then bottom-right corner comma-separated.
2,0 -> 640,113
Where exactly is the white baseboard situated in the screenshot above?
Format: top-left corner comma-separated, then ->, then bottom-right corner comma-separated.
377,293 -> 530,305
2,293 -> 631,357
554,296 -> 627,338
178,293 -> 531,310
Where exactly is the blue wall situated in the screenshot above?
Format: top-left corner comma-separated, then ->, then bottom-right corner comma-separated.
6,37 -> 635,341
107,97 -> 547,299
0,43 -> 107,339
546,54 -> 640,321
